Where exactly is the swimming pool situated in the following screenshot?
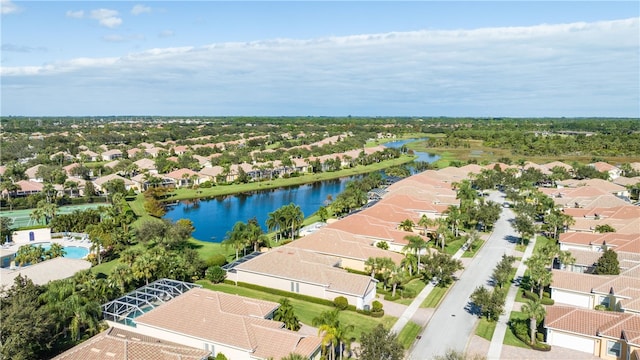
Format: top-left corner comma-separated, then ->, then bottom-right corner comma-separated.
39,242 -> 90,259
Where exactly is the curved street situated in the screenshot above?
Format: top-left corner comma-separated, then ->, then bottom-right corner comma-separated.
408,191 -> 517,359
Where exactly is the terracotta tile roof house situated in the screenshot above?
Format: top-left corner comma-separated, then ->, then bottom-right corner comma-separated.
377,193 -> 451,218
590,161 -> 622,179
551,266 -> 640,313
164,168 -> 202,187
131,287 -> 322,360
93,174 -> 136,193
233,247 -> 377,310
523,161 -> 552,175
25,164 -> 43,181
52,327 -> 210,360
560,233 -> 640,254
5,180 -> 44,196
613,176 -> 640,187
133,158 -> 157,173
287,227 -> 405,271
62,163 -> 80,176
77,149 -> 100,161
127,147 -> 143,158
145,147 -> 166,157
542,161 -> 574,172
327,212 -> 420,252
101,149 -> 123,161
545,305 -> 640,357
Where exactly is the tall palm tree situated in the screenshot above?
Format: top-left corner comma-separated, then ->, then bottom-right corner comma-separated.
418,214 -> 435,236
132,253 -> 157,285
223,221 -> 248,260
520,299 -> 546,345
444,205 -> 463,237
109,264 -> 133,295
46,243 -> 66,259
403,235 -> 427,267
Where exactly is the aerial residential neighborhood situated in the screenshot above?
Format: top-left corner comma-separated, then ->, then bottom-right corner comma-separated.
2,1 -> 639,359
1,116 -> 639,360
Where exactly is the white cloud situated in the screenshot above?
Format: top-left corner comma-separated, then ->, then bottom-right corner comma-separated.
2,18 -> 638,117
103,33 -> 145,43
90,8 -> 122,28
1,0 -> 21,15
65,10 -> 84,19
131,4 -> 151,15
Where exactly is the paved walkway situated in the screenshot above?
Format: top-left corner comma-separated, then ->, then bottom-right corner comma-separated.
468,335 -> 601,360
389,246 -> 466,335
487,237 -> 537,360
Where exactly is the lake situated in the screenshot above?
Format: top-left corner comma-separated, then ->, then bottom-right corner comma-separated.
164,139 -> 439,242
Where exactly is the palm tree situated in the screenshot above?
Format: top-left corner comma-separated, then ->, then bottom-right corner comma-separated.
46,243 -> 66,259
318,323 -> 339,360
444,205 -> 463,237
285,203 -> 304,240
223,221 -> 248,260
520,299 -> 546,345
281,353 -> 307,360
132,253 -> 158,285
109,264 -> 133,295
266,208 -> 283,242
403,235 -> 427,267
399,219 -> 414,232
418,215 -> 435,236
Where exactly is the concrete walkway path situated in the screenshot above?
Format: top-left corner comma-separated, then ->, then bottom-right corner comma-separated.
390,246 -> 467,334
486,237 -> 537,360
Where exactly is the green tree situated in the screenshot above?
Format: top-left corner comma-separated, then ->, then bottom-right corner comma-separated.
594,248 -> 620,275
357,324 -> 404,360
223,221 -> 248,260
205,266 -> 227,284
513,215 -> 536,245
109,264 -> 133,295
399,218 -> 414,232
421,252 -> 463,287
403,235 -> 427,267
0,276 -> 56,360
273,298 -> 301,331
520,299 -> 546,345
317,205 -> 330,222
0,217 -> 14,244
492,254 -> 515,289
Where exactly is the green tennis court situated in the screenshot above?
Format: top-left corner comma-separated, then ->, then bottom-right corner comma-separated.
0,203 -> 108,228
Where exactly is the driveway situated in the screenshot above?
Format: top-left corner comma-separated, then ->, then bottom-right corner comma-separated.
408,191 -> 519,359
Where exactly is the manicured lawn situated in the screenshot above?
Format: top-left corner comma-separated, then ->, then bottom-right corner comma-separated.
421,284 -> 449,308
395,278 -> 426,305
462,239 -> 485,258
504,311 -> 530,348
475,317 -> 497,341
397,321 -> 422,349
197,281 -> 396,341
444,238 -> 465,255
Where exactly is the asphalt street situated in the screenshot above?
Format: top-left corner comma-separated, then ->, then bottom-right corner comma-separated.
408,191 -> 518,360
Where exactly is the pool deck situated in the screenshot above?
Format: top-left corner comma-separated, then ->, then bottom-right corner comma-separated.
1,257 -> 92,287
1,230 -> 93,288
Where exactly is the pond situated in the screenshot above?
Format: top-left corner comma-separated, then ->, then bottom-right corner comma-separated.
164,177 -> 355,242
164,138 -> 439,243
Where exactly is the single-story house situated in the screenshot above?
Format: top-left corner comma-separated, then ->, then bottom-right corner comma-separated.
232,247 -> 378,310
545,305 -> 640,359
101,149 -> 123,161
52,327 -> 210,360
105,284 -> 322,360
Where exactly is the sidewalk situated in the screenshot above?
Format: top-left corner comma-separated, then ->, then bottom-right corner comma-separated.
390,245 -> 467,334
486,237 -> 537,360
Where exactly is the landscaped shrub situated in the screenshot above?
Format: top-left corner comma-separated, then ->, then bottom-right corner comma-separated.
536,332 -> 544,343
206,254 -> 227,267
372,300 -> 383,312
205,266 -> 227,283
334,296 -> 349,310
594,304 -> 607,311
531,342 -> 551,351
370,310 -> 385,318
522,290 -> 539,301
540,297 -> 554,305
384,293 -> 400,301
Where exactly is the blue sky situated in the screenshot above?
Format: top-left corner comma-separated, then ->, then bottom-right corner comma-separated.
1,1 -> 639,117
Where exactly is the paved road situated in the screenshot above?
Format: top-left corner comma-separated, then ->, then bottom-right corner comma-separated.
408,191 -> 518,360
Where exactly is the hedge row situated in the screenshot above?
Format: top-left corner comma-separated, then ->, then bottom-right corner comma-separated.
522,289 -> 555,305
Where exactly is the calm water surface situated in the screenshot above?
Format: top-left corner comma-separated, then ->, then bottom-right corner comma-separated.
164,178 -> 355,242
164,139 -> 439,242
